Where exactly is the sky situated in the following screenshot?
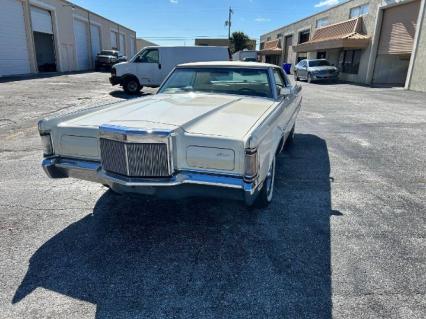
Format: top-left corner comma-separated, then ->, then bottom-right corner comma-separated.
70,0 -> 346,46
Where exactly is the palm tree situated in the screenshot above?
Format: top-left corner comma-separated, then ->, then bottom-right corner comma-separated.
230,31 -> 250,53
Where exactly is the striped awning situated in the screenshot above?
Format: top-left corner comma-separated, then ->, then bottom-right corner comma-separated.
293,17 -> 370,52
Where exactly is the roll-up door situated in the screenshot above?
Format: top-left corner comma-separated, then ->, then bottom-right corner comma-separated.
111,31 -> 118,50
90,24 -> 101,63
119,34 -> 125,55
0,0 -> 31,76
31,6 -> 56,72
378,0 -> 420,55
130,37 -> 135,57
284,35 -> 293,63
74,19 -> 90,70
30,5 -> 53,34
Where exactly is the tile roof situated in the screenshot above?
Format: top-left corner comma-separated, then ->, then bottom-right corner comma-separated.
311,17 -> 369,42
294,17 -> 370,52
263,39 -> 281,50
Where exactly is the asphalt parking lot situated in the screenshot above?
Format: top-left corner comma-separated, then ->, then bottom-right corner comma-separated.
0,72 -> 425,318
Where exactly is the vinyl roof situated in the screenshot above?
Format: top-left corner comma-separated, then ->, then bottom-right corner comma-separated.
177,61 -> 276,68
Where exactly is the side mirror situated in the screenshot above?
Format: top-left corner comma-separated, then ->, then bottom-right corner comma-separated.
279,86 -> 292,97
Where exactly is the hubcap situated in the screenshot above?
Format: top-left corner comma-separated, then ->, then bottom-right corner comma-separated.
128,81 -> 138,92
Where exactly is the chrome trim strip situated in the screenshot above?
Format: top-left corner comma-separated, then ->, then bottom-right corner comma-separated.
99,124 -> 173,143
42,157 -> 251,190
54,158 -> 100,171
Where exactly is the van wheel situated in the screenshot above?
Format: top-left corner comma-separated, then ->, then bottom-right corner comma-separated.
123,77 -> 141,95
254,156 -> 276,208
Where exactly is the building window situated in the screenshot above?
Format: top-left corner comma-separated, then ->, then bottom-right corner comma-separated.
260,42 -> 265,50
266,36 -> 271,41
298,30 -> 310,44
297,53 -> 307,63
350,4 -> 369,18
316,17 -> 329,28
317,51 -> 326,59
340,50 -> 361,74
276,33 -> 282,39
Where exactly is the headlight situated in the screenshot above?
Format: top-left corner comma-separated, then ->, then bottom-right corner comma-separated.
40,134 -> 53,156
244,148 -> 258,182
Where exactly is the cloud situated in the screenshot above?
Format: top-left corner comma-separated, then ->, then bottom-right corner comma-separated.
255,17 -> 271,22
314,0 -> 339,8
169,0 -> 178,4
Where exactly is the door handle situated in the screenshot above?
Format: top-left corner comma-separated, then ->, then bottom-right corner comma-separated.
158,63 -> 162,69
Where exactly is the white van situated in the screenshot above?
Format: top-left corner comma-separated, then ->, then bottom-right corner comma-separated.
232,50 -> 258,62
110,46 -> 230,94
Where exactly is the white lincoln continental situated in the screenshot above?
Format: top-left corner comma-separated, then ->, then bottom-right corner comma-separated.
39,62 -> 302,207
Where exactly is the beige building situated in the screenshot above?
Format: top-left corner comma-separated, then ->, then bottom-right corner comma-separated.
195,38 -> 230,47
136,38 -> 158,52
0,0 -> 136,76
259,0 -> 425,91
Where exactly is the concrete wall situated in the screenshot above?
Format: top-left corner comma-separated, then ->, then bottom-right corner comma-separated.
195,39 -> 230,46
21,0 -> 136,73
374,54 -> 412,83
260,0 -> 383,83
408,0 -> 426,91
136,38 -> 158,52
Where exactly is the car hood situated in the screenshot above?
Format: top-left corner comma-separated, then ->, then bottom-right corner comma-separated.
59,93 -> 275,139
309,66 -> 338,72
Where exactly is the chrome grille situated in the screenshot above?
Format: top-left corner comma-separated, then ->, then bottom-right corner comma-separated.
100,138 -> 171,177
97,57 -> 110,63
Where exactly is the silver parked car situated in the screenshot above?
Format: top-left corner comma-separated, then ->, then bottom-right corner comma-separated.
294,59 -> 339,83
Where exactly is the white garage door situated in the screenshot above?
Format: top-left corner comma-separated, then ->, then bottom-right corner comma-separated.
30,5 -> 53,34
0,0 -> 31,76
119,34 -> 125,55
111,31 -> 118,49
130,37 -> 136,57
73,19 -> 90,70
90,24 -> 101,63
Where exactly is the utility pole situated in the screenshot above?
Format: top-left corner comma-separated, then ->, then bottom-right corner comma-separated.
225,6 -> 233,39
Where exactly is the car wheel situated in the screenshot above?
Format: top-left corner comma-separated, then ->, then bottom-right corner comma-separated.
254,156 -> 276,208
307,73 -> 312,83
123,78 -> 141,95
295,72 -> 300,81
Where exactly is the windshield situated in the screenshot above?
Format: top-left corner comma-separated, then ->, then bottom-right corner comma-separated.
100,51 -> 117,56
309,60 -> 330,67
159,68 -> 272,98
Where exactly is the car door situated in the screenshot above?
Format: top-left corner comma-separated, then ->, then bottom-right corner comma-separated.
273,68 -> 296,139
134,48 -> 162,86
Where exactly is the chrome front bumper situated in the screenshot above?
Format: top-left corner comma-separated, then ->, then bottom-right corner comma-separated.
42,157 -> 260,205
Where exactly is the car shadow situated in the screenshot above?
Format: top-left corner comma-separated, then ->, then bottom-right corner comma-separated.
109,90 -> 153,99
0,71 -> 93,83
13,133 -> 336,318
